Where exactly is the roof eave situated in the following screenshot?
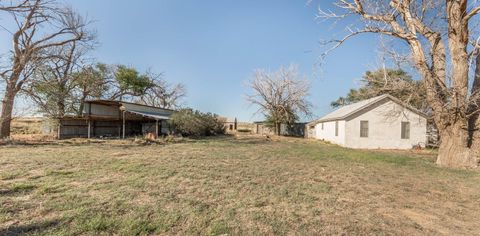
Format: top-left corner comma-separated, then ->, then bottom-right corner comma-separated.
307,94 -> 429,125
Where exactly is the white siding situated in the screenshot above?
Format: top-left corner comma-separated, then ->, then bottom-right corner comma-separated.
314,120 -> 346,146
344,100 -> 427,149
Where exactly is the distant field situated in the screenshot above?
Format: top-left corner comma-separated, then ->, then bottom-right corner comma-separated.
1,135 -> 479,235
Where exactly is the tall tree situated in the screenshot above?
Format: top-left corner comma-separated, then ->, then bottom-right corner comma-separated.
246,65 -> 312,135
71,63 -> 110,116
0,0 -> 92,138
139,74 -> 186,109
331,68 -> 428,112
320,0 -> 480,168
110,65 -> 154,100
36,63 -> 186,116
23,41 -> 91,117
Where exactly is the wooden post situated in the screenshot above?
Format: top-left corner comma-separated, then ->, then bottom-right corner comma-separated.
155,119 -> 159,139
87,119 -> 91,139
122,111 -> 126,139
57,120 -> 61,139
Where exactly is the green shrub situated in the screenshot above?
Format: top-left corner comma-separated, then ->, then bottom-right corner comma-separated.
169,108 -> 225,137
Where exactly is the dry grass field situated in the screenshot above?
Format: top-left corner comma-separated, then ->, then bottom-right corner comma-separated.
1,135 -> 479,235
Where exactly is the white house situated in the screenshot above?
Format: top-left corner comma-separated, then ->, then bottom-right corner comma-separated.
307,94 -> 428,149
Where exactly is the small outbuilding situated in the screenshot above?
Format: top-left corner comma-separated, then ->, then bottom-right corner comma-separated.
58,100 -> 173,139
306,94 -> 427,149
254,121 -> 306,137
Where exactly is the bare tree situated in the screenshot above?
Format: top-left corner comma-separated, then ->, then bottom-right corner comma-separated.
0,0 -> 92,138
319,0 -> 480,168
246,65 -> 312,135
22,41 -> 93,118
139,74 -> 186,109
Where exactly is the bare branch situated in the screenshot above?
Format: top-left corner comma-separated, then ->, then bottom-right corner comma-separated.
246,65 -> 312,132
464,6 -> 480,21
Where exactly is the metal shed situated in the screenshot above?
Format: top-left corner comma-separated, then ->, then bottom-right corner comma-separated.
58,100 -> 174,139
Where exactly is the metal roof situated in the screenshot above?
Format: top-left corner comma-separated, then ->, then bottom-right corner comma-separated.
309,94 -> 427,124
125,109 -> 171,120
85,99 -> 175,112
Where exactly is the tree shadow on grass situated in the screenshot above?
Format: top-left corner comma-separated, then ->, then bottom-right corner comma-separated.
0,185 -> 36,196
0,220 -> 60,236
0,140 -> 60,147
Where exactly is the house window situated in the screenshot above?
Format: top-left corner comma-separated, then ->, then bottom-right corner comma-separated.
335,121 -> 339,136
360,120 -> 369,138
401,122 -> 410,139
321,122 -> 324,130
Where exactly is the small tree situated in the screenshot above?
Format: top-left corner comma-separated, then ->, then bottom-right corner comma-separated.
246,65 -> 312,135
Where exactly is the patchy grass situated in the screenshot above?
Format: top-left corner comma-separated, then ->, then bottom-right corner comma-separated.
0,135 -> 479,235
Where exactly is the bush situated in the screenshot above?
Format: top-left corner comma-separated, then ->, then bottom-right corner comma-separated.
169,108 -> 225,137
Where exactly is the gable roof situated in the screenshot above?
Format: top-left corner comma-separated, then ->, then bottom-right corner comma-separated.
308,94 -> 427,125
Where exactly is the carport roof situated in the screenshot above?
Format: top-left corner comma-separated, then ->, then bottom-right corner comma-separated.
125,110 -> 171,120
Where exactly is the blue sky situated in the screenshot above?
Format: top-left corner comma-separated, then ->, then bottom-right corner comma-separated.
2,0 -> 382,121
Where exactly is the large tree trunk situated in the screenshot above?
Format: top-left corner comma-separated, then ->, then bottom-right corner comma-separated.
276,123 -> 281,136
0,87 -> 17,138
57,100 -> 65,118
434,0 -> 478,168
436,124 -> 479,168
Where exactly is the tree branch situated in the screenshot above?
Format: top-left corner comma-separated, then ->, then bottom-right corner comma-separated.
464,6 -> 480,21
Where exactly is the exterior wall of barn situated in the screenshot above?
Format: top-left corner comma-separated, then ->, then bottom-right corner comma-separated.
84,103 -> 120,118
59,101 -> 173,139
58,119 -> 170,139
314,120 -> 346,146
344,100 -> 427,149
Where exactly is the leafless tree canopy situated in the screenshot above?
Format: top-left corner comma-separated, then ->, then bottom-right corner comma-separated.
22,41 -> 92,117
0,0 -> 94,138
139,75 -> 186,109
319,0 -> 480,167
246,65 -> 312,134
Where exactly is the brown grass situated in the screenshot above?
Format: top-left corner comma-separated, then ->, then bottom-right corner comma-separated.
0,135 -> 479,235
11,118 -> 44,135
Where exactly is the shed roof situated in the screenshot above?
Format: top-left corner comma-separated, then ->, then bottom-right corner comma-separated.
84,99 -> 173,120
309,94 -> 427,125
125,110 -> 170,120
85,99 -> 175,112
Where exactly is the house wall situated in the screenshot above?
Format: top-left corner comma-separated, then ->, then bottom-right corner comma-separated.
314,120 -> 346,146
344,100 -> 427,149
